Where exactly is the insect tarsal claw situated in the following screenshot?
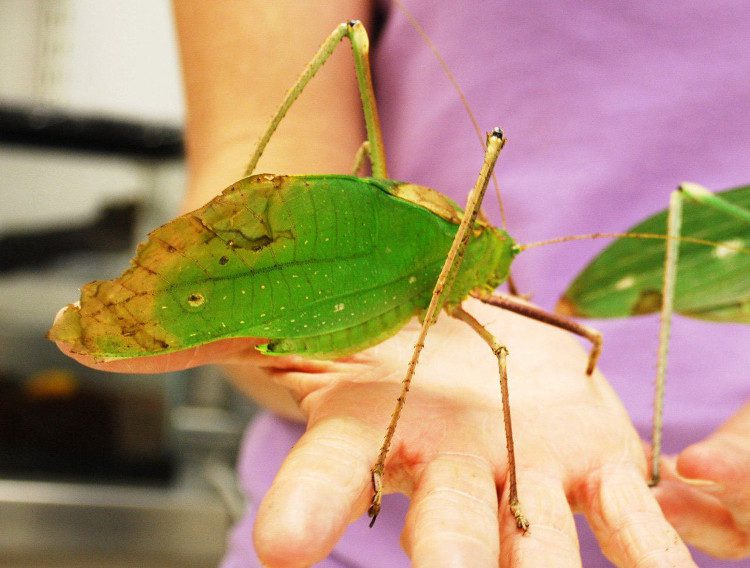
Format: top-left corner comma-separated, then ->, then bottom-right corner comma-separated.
368,466 -> 383,527
510,499 -> 530,533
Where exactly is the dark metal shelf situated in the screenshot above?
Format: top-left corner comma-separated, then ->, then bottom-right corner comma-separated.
0,104 -> 183,158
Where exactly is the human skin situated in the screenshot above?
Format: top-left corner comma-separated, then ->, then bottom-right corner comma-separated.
55,0 -> 750,565
57,297 -> 698,567
653,404 -> 750,559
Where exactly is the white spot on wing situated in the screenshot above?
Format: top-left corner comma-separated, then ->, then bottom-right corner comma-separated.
713,239 -> 743,259
615,276 -> 636,290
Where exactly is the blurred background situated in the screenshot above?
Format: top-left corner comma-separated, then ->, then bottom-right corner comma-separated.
0,1 -> 255,566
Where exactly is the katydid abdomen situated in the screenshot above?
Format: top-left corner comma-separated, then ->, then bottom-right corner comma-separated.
49,173 -> 516,359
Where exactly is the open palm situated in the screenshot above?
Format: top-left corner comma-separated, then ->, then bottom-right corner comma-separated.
55,298 -> 696,567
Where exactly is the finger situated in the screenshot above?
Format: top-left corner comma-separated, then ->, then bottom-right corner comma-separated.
402,452 -> 499,567
654,458 -> 748,558
53,336 -> 267,373
253,416 -> 376,567
578,464 -> 697,567
499,470 -> 580,568
54,332 -> 338,376
676,403 -> 750,527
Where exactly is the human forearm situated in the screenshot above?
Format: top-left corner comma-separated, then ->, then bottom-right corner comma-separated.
172,0 -> 374,209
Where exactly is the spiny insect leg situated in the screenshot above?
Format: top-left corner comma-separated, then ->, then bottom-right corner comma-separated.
368,131 -> 506,526
450,305 -> 529,532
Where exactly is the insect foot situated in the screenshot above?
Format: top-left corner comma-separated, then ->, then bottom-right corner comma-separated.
511,498 -> 530,533
368,465 -> 384,527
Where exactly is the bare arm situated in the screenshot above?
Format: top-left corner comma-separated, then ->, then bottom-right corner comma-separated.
174,1 -> 373,202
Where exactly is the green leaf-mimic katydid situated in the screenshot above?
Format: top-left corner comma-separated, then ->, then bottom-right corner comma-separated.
47,20 -> 750,531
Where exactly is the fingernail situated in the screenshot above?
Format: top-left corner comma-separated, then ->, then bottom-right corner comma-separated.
674,472 -> 724,491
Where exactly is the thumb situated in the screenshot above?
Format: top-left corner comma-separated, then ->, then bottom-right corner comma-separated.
53,335 -> 267,374
676,401 -> 750,512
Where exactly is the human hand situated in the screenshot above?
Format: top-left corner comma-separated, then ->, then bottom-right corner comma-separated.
54,297 -> 697,567
653,401 -> 750,560
245,298 -> 699,567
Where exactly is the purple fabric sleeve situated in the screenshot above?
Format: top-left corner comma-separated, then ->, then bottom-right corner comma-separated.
223,1 -> 749,565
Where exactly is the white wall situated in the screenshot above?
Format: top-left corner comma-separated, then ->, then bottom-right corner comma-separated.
0,0 -> 183,123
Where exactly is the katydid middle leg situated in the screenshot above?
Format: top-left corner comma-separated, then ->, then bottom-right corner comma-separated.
449,304 -> 530,531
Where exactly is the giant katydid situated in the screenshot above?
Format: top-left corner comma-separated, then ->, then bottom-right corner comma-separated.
48,19 -> 750,533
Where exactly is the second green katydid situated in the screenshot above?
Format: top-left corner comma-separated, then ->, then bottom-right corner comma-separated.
558,182 -> 750,483
48,20 -> 750,531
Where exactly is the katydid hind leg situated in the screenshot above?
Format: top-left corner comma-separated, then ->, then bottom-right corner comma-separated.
450,305 -> 529,532
351,141 -> 371,175
245,21 -> 387,178
680,182 -> 750,224
368,130 -> 507,526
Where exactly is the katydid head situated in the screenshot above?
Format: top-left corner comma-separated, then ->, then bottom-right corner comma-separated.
447,224 -> 518,303
490,127 -> 504,141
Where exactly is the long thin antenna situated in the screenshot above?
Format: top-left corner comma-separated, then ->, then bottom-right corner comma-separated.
518,231 -> 743,253
393,0 -> 509,230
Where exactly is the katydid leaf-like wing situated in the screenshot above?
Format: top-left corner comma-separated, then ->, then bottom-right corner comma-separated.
48,173 -> 514,361
558,185 -> 750,323
49,173 -> 423,360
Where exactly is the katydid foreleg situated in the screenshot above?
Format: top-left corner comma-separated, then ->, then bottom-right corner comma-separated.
650,183 -> 750,485
472,291 -> 603,375
367,129 -> 525,527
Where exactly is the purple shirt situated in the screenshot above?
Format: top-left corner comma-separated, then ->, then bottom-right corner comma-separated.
222,2 -> 750,565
